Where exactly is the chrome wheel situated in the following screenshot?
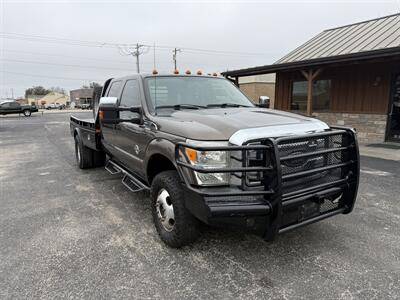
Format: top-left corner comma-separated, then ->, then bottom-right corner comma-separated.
156,188 -> 175,232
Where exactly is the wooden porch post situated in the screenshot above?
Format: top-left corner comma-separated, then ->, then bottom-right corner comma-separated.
301,69 -> 322,116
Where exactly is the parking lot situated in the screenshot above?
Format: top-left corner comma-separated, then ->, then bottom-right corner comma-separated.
0,112 -> 399,299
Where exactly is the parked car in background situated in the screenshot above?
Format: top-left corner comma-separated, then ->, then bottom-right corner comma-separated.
81,103 -> 91,110
0,100 -> 38,117
45,103 -> 61,110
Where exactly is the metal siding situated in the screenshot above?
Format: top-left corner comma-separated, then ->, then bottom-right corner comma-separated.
367,16 -> 400,50
276,14 -> 400,64
324,21 -> 376,57
345,17 -> 390,54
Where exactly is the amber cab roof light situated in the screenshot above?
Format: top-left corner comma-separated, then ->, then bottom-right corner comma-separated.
173,69 -> 179,74
196,70 -> 203,75
185,70 -> 191,75
152,69 -> 158,75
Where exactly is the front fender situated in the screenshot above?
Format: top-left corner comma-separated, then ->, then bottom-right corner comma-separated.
144,138 -> 177,171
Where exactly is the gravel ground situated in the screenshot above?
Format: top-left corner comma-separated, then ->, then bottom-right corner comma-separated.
0,112 -> 399,299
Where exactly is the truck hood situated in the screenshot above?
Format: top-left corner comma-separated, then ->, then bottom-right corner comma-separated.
154,108 -> 329,144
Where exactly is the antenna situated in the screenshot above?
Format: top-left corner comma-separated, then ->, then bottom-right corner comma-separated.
153,42 -> 156,70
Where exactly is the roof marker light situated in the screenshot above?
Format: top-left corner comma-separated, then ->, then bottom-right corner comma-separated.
152,69 -> 158,75
213,72 -> 218,76
196,70 -> 203,75
185,70 -> 191,75
174,69 -> 179,74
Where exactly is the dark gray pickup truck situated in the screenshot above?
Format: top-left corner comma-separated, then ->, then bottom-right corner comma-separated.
0,100 -> 38,117
70,73 -> 359,247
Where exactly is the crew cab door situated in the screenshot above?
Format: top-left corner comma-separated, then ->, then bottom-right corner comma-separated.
113,79 -> 149,176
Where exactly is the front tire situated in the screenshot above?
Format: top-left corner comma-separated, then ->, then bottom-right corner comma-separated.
23,110 -> 31,117
151,171 -> 200,248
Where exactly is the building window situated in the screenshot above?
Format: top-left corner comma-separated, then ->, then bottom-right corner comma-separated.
291,80 -> 331,112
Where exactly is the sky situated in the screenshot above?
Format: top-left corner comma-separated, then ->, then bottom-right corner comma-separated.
1,0 -> 399,98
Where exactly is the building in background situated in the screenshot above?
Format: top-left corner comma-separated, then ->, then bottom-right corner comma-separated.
223,13 -> 400,143
239,74 -> 276,107
15,98 -> 28,105
35,92 -> 70,107
70,88 -> 93,108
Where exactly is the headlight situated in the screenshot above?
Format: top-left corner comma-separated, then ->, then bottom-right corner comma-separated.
182,140 -> 230,186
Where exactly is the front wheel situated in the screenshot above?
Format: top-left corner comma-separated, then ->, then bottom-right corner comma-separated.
151,170 -> 200,248
23,110 -> 31,117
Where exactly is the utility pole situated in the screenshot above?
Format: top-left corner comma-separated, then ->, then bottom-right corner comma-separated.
173,48 -> 181,70
132,43 -> 146,73
118,43 -> 149,73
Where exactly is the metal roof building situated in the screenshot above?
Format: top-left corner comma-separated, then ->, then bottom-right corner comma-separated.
276,13 -> 400,64
223,14 -> 400,144
223,13 -> 400,78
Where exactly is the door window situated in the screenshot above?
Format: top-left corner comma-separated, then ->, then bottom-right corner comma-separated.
119,80 -> 140,119
107,81 -> 122,97
1,102 -> 11,108
388,73 -> 400,141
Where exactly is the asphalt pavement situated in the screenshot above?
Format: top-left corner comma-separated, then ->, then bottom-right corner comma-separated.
0,112 -> 399,299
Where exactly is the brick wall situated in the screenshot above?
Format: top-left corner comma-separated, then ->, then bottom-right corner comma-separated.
312,112 -> 387,144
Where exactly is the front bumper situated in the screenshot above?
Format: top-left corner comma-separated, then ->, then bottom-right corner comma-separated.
176,127 -> 360,240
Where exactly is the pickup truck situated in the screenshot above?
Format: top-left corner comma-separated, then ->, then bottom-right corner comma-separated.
0,100 -> 38,117
70,73 -> 359,248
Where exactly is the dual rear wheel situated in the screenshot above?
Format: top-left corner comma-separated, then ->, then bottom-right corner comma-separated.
74,134 -> 105,169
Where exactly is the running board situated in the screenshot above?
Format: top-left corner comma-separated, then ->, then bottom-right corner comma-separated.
105,160 -> 121,175
105,160 -> 150,192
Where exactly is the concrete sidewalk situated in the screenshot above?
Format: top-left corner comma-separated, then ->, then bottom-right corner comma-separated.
359,143 -> 400,161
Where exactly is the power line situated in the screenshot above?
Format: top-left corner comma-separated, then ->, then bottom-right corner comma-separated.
1,58 -> 134,71
3,49 -> 131,64
0,32 -> 268,57
1,70 -> 102,82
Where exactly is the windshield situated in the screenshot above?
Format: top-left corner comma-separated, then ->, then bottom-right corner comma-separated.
145,76 -> 253,110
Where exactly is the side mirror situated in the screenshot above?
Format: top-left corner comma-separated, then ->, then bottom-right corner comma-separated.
99,97 -> 120,124
258,96 -> 270,108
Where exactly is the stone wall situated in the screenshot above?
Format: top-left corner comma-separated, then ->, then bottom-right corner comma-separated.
312,112 -> 387,144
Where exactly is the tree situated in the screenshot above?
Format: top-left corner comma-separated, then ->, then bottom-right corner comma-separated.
81,82 -> 101,89
25,86 -> 51,98
49,86 -> 66,95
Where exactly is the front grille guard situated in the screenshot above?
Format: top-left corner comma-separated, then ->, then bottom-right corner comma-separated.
175,127 -> 359,239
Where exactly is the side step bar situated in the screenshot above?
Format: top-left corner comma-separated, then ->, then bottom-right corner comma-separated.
105,160 -> 150,193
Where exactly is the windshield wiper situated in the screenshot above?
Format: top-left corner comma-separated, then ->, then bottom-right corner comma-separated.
155,104 -> 206,110
206,103 -> 251,108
